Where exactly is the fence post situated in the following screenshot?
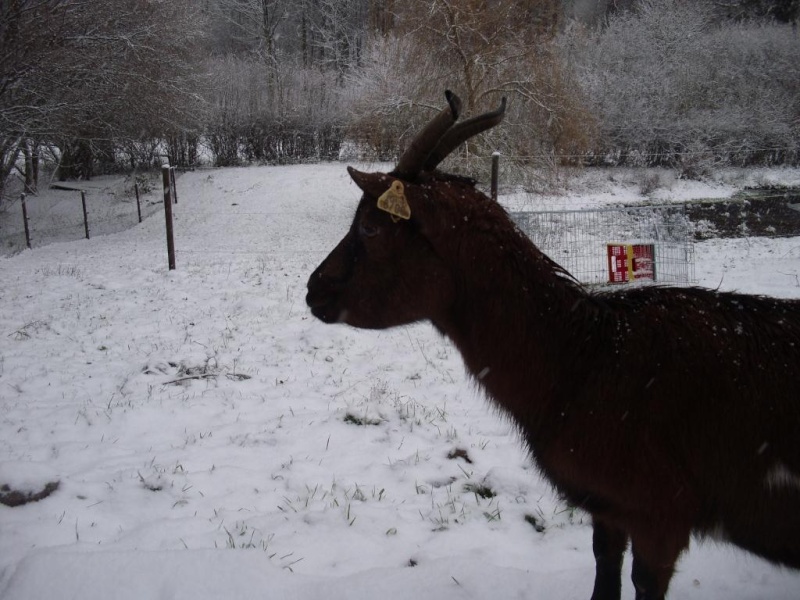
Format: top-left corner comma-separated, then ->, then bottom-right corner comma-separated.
135,181 -> 142,223
491,152 -> 500,202
170,166 -> 178,204
81,190 -> 90,239
162,165 -> 176,270
20,193 -> 31,249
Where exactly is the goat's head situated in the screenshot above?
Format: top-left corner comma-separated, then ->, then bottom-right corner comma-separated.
306,91 -> 506,329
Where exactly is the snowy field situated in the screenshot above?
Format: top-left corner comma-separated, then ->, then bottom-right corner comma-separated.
1,163 -> 800,599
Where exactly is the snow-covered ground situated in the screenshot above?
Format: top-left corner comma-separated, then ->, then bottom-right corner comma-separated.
1,164 -> 799,599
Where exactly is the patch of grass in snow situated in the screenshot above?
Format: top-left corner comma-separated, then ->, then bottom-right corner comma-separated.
343,412 -> 383,426
423,482 -> 505,530
139,356 -> 252,386
446,447 -> 473,463
216,523 -> 306,570
463,481 -> 496,500
222,522 -> 272,551
339,379 -> 451,432
0,481 -> 60,507
554,502 -> 584,526
34,264 -> 84,279
276,480 -> 388,529
522,498 -> 585,533
426,487 -> 468,530
348,378 -> 450,426
524,513 -> 546,533
395,396 -> 448,427
8,319 -> 52,340
412,475 -> 509,531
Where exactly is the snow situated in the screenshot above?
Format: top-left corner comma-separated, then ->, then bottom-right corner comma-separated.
1,163 -> 799,599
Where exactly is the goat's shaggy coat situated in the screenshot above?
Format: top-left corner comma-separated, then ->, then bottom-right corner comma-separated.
306,93 -> 800,600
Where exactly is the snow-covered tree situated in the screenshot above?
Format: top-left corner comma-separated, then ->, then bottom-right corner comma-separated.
566,0 -> 800,170
345,0 -> 595,179
0,0 -> 206,198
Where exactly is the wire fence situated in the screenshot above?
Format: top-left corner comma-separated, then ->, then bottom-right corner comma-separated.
511,205 -> 696,286
3,161 -> 798,285
0,179 -> 164,257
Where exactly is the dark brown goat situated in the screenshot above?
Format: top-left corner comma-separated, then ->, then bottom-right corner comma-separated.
305,91 -> 800,600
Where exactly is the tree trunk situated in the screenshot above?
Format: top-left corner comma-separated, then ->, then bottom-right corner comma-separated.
21,140 -> 37,194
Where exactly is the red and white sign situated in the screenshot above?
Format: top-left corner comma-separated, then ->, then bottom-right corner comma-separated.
607,244 -> 655,283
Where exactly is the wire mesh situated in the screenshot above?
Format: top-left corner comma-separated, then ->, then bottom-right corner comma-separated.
1,190 -> 163,256
510,205 -> 695,286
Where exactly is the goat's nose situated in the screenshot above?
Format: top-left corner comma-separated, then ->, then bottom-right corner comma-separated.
306,273 -> 337,308
305,287 -> 324,308
305,278 -> 322,307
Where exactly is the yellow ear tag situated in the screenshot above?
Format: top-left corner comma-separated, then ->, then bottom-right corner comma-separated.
377,180 -> 410,223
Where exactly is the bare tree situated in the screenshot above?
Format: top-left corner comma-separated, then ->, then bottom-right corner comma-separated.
0,0 -> 207,198
0,0 -> 71,194
708,0 -> 798,23
205,0 -> 290,63
346,0 -> 594,179
303,0 -> 369,73
391,0 -> 559,112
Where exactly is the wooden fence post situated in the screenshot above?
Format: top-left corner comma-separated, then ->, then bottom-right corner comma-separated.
170,167 -> 178,204
491,152 -> 500,202
162,165 -> 176,270
135,181 -> 142,223
81,190 -> 90,239
20,193 -> 31,249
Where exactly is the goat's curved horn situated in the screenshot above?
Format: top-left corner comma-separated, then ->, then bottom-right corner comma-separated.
423,97 -> 507,172
393,90 -> 462,179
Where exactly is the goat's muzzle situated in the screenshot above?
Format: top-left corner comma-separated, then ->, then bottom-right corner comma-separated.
306,271 -> 345,324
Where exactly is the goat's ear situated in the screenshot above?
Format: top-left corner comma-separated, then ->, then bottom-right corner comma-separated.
348,167 -> 395,199
348,167 -> 412,222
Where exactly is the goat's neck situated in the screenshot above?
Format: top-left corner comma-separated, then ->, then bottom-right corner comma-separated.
429,214 -> 594,428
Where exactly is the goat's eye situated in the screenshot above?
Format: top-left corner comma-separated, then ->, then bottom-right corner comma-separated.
359,222 -> 380,238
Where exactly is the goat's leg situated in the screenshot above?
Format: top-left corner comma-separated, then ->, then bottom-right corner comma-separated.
590,518 -> 628,600
628,526 -> 690,600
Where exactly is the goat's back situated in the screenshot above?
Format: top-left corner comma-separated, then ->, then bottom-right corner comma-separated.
553,285 -> 800,567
